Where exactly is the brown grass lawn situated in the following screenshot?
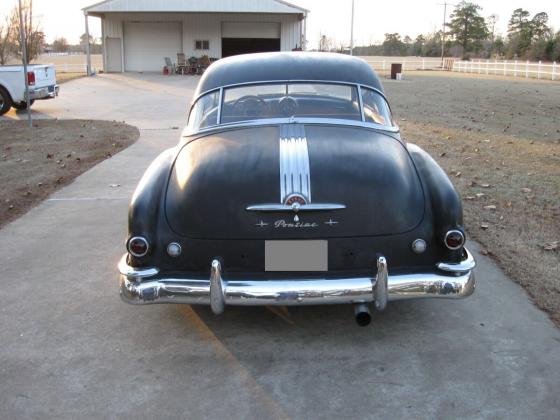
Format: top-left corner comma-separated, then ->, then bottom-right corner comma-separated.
0,120 -> 139,228
384,74 -> 560,325
401,120 -> 560,323
56,72 -> 86,84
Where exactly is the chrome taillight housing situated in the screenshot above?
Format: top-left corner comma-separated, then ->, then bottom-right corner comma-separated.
127,236 -> 149,257
444,230 -> 465,250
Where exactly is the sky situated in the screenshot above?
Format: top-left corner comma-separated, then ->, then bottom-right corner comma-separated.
0,0 -> 558,46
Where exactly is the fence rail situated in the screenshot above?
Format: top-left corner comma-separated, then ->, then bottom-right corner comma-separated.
453,59 -> 558,81
358,57 -> 443,72
54,64 -> 90,73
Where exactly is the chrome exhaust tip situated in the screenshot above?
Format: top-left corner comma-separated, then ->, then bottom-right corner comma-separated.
354,303 -> 372,327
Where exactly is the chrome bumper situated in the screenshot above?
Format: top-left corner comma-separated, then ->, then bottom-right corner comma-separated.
118,249 -> 475,314
29,85 -> 59,100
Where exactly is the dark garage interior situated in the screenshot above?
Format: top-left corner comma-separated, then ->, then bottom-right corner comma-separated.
222,38 -> 281,57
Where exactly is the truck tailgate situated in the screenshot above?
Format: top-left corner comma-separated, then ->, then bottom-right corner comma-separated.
31,65 -> 56,88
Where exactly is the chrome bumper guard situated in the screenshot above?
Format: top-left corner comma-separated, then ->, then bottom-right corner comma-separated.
119,249 -> 475,314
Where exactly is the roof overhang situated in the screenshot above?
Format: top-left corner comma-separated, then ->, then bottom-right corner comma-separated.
83,0 -> 308,17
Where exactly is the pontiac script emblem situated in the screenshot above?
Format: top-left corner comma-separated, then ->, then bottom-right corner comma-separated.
274,219 -> 318,228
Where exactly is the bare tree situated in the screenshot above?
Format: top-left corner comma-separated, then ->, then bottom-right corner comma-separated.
9,0 -> 45,64
0,16 -> 12,65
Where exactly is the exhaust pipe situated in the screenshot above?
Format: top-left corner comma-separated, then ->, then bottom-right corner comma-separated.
354,303 -> 372,327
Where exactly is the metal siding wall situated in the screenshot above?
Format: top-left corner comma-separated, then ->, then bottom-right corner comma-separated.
102,18 -> 123,72
183,13 -> 299,57
102,12 -> 302,71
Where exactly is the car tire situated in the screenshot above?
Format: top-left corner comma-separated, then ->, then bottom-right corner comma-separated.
13,100 -> 35,111
0,86 -> 13,116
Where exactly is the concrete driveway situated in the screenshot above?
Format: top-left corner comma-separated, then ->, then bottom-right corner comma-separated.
1,74 -> 559,419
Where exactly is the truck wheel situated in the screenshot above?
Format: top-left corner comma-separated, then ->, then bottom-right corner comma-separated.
13,100 -> 35,111
0,86 -> 13,116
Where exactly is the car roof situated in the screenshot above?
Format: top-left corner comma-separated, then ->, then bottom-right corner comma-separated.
193,52 -> 384,98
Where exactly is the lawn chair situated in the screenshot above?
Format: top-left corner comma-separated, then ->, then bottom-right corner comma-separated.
164,57 -> 176,75
177,53 -> 187,75
198,55 -> 211,75
188,56 -> 198,75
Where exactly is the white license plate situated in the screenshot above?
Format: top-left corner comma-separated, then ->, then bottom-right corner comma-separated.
265,240 -> 328,272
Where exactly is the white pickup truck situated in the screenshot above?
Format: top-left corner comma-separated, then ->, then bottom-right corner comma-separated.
0,64 -> 59,116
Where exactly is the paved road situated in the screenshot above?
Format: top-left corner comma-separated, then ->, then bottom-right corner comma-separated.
1,74 -> 559,419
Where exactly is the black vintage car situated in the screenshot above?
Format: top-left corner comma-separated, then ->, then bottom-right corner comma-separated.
119,52 -> 475,325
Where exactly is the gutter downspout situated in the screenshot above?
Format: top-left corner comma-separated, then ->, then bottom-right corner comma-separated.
84,11 -> 92,76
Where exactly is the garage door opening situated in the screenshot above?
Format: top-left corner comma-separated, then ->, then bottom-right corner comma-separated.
221,22 -> 281,58
222,38 -> 280,58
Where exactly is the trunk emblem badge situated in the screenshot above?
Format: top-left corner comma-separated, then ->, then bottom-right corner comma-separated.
284,194 -> 307,222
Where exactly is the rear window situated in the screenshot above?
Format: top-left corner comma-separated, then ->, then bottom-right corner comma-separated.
187,83 -> 394,131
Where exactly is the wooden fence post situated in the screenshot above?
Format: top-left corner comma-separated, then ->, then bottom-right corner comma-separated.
514,60 -> 518,77
494,59 -> 498,75
526,60 -> 529,78
503,60 -> 507,76
553,62 -> 557,81
537,61 -> 541,79
486,59 -> 489,75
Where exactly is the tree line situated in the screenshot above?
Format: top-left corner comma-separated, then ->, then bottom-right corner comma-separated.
0,0 -> 100,66
352,2 -> 560,61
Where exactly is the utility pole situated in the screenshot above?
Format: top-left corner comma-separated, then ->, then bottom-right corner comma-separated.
350,0 -> 355,55
18,0 -> 32,127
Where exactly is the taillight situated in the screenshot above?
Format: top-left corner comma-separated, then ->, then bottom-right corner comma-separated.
27,71 -> 35,86
127,236 -> 149,257
444,230 -> 465,250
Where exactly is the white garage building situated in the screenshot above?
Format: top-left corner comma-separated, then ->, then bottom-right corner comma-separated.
83,0 -> 308,73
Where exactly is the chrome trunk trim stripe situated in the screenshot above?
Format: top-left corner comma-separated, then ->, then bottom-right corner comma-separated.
246,203 -> 346,212
279,125 -> 311,203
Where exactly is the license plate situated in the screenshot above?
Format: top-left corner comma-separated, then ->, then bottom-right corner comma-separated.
265,240 -> 328,272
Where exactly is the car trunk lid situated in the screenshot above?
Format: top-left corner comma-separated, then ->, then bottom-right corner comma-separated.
165,124 -> 424,239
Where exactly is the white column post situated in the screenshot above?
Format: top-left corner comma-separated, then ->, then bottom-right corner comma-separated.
422,58 -> 425,70
537,61 -> 541,79
514,60 -> 518,77
84,12 -> 92,76
553,62 -> 557,81
494,59 -> 498,75
486,59 -> 489,75
503,60 -> 507,76
525,60 -> 529,78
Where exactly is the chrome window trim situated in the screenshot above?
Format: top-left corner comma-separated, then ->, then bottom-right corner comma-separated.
195,79 -> 388,102
187,80 -> 396,136
357,84 -> 365,122
184,117 -> 400,137
216,87 -> 223,124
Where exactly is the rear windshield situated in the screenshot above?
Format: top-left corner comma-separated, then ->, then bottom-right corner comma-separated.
187,82 -> 394,132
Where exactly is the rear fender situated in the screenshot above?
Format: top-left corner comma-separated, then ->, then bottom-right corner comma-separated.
128,148 -> 177,263
407,143 -> 464,240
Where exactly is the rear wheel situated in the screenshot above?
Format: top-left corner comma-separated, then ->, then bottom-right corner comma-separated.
0,86 -> 13,116
13,100 -> 35,111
